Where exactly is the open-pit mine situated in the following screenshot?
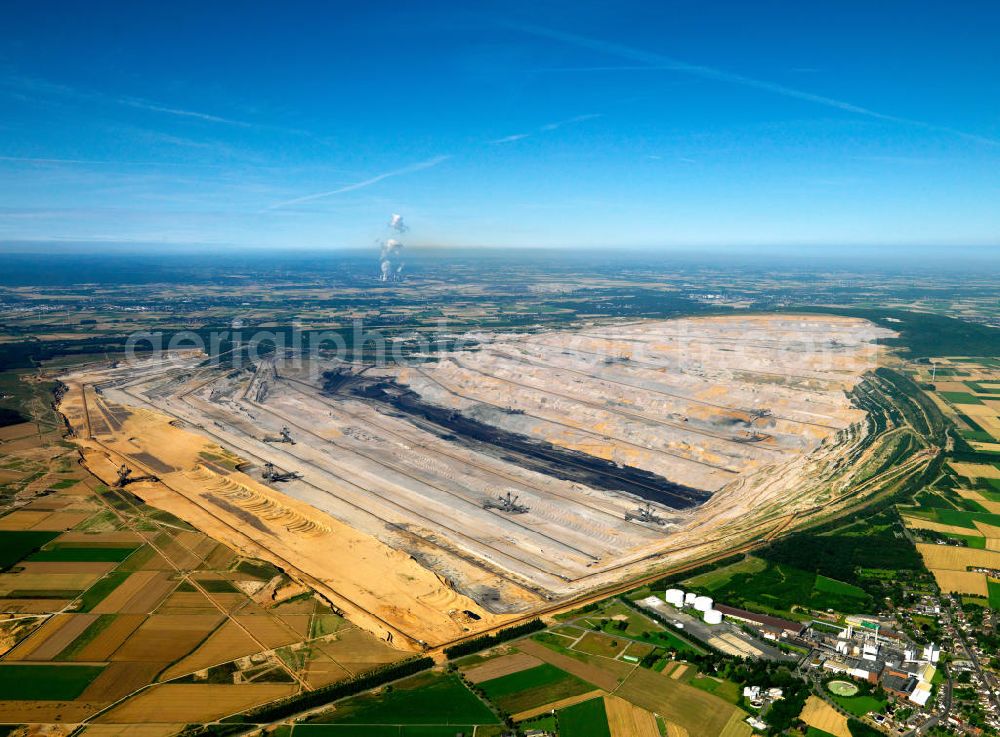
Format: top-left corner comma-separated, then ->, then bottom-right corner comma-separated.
57,314 -> 906,650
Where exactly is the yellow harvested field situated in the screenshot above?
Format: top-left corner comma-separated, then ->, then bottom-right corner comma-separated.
21,613 -> 97,661
979,416 -> 1000,435
5,613 -> 77,661
933,381 -> 969,393
916,543 -> 1000,570
0,571 -> 102,593
665,723 -> 691,737
158,620 -> 263,681
0,598 -> 72,614
463,652 -> 543,683
986,539 -> 1000,551
0,422 -> 33,441
800,695 -> 851,737
615,667 -> 748,737
670,663 -> 688,680
0,701 -> 104,724
154,540 -> 203,570
929,570 -> 988,596
232,614 -> 301,649
112,613 -> 223,661
93,684 -> 297,723
903,516 -> 986,537
92,571 -> 176,614
974,521 -> 1000,538
31,511 -> 92,530
303,660 -> 352,690
0,510 -> 51,530
156,590 -> 219,615
73,614 -> 146,661
956,489 -> 1000,514
949,462 -> 1000,479
510,689 -> 605,721
958,403 -> 998,418
915,543 -> 1000,595
78,661 -> 164,702
274,612 -> 311,637
80,725 -> 187,737
718,713 -> 754,737
604,695 -> 660,737
314,630 -> 405,676
517,638 -> 632,692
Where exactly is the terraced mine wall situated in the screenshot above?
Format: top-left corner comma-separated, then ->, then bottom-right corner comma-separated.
55,314 -> 904,650
325,371 -> 711,510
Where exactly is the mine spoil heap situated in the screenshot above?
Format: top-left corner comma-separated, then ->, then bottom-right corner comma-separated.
58,314 -> 894,649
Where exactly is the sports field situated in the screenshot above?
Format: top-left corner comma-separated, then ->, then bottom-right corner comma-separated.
826,680 -> 858,697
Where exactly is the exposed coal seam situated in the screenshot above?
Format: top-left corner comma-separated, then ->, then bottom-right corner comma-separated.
322,371 -> 710,510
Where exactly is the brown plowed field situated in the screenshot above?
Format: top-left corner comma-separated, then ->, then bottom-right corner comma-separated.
92,683 -> 297,723
463,652 -> 543,683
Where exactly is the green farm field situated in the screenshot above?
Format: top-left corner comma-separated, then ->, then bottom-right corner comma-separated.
479,663 -> 594,714
0,664 -> 105,700
0,530 -> 60,570
558,696 -> 611,737
292,727 -> 485,737
989,578 -> 1000,609
306,672 -> 498,727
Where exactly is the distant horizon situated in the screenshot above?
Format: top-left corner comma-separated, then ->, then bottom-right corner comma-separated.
1,240 -> 998,279
1,239 -> 998,259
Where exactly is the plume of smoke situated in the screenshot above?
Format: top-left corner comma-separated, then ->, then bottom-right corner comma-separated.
389,213 -> 407,233
378,218 -> 406,282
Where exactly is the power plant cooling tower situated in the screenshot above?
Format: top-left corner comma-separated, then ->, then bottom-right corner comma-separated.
704,609 -> 723,625
665,588 -> 685,607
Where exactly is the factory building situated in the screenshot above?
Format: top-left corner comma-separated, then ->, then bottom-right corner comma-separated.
714,604 -> 806,637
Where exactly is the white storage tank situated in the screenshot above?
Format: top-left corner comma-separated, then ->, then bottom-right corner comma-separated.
684,592 -> 697,606
693,595 -> 713,612
704,609 -> 723,625
665,588 -> 685,607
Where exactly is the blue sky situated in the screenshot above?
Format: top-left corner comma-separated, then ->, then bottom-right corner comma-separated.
1,0 -> 998,250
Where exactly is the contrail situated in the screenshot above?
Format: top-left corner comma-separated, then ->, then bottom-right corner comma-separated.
0,154 -> 227,168
118,97 -> 253,127
490,113 -> 602,144
512,23 -> 999,147
490,133 -> 531,144
264,155 -> 450,210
